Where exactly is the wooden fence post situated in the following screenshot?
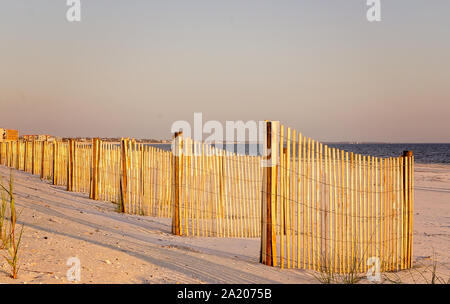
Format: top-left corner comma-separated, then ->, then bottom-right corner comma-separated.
2,142 -> 5,165
402,150 -> 413,268
67,139 -> 75,191
9,141 -> 13,167
172,131 -> 183,236
52,141 -> 57,185
1,142 -> 4,165
8,141 -> 12,167
5,142 -> 9,167
5,142 -> 8,167
90,138 -> 101,200
220,153 -> 225,219
11,141 -> 14,168
260,121 -> 279,266
40,141 -> 46,179
23,141 -> 27,172
119,138 -> 129,213
90,138 -> 97,199
16,141 -> 20,170
31,139 -> 36,175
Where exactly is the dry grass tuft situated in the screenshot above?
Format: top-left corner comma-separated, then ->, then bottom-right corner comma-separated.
0,170 -> 25,279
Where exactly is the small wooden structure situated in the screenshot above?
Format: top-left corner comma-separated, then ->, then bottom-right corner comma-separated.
0,128 -> 19,142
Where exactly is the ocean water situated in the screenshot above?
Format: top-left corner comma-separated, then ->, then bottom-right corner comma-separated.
325,143 -> 450,164
150,143 -> 450,164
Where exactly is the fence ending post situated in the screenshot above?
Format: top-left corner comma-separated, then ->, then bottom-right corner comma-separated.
260,120 -> 279,267
172,131 -> 183,236
402,150 -> 413,268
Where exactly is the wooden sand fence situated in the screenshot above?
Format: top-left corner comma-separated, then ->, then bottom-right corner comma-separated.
0,140 -> 68,185
0,122 -> 414,274
259,121 -> 414,273
118,138 -> 173,216
171,133 -> 263,238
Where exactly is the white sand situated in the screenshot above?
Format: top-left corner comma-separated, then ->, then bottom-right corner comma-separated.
0,163 -> 448,284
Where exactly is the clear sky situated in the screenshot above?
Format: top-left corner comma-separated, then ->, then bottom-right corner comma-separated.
0,0 -> 449,142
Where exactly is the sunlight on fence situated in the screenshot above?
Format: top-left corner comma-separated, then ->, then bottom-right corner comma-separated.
0,120 -> 414,274
260,122 -> 414,273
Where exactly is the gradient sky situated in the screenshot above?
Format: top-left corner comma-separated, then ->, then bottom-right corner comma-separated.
1,0 -> 449,142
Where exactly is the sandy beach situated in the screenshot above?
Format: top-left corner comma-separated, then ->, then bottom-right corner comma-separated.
0,163 -> 448,284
